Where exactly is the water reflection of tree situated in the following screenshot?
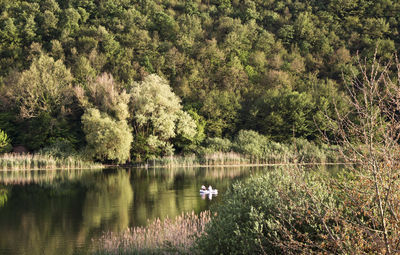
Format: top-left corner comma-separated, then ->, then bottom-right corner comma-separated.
130,166 -> 258,226
0,170 -> 132,255
0,166 -> 263,254
79,171 -> 133,235
0,185 -> 8,208
0,169 -> 100,185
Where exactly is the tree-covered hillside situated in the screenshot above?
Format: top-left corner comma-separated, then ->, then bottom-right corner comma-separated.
0,0 -> 399,161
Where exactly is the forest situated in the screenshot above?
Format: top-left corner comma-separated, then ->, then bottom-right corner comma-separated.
3,1 -> 400,254
0,0 -> 399,163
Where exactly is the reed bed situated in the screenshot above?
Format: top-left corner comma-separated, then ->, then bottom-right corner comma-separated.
93,210 -> 211,255
137,152 -> 251,168
134,147 -> 341,168
0,153 -> 103,171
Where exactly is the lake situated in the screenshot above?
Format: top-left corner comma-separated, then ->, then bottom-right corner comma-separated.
0,166 -> 269,255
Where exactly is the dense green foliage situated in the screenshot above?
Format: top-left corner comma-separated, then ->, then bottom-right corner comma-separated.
196,130 -> 339,163
82,108 -> 132,163
196,167 -> 338,254
130,74 -> 197,159
0,0 -> 398,160
197,163 -> 400,254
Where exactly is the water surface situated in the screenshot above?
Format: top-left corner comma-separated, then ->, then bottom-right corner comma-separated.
0,166 -> 265,255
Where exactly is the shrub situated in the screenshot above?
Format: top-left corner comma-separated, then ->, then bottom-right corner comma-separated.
196,167 -> 341,254
233,129 -> 269,158
290,138 -> 326,163
203,137 -> 233,153
38,139 -> 77,158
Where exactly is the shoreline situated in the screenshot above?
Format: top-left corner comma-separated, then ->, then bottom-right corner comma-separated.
114,161 -> 351,169
0,162 -> 352,172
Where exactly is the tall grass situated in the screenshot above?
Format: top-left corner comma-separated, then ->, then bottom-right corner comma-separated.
93,211 -> 211,255
0,153 -> 103,171
136,152 -> 251,168
135,145 -> 341,168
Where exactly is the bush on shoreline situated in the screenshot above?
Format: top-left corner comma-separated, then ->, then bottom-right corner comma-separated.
135,130 -> 340,167
196,166 -> 340,254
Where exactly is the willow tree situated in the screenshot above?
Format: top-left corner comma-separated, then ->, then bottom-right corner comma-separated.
75,72 -> 130,121
130,74 -> 196,159
81,108 -> 132,164
77,73 -> 132,163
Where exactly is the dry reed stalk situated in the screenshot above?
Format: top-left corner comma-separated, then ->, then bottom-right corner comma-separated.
94,210 -> 211,254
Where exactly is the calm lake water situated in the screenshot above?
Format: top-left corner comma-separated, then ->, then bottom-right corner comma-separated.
0,166 -> 271,255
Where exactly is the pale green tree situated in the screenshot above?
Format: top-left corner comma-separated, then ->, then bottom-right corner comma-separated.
75,72 -> 130,121
81,108 -> 132,163
130,74 -> 196,156
176,111 -> 197,141
7,54 -> 74,119
76,73 -> 132,163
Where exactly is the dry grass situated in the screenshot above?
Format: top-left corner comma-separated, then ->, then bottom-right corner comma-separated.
0,153 -> 103,171
93,210 -> 211,255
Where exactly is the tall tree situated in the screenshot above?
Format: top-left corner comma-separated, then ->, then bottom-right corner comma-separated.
6,54 -> 74,119
81,108 -> 132,163
130,74 -> 196,158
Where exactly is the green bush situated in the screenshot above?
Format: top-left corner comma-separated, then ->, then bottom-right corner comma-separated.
290,138 -> 326,163
196,167 -> 340,254
203,137 -> 233,153
233,130 -> 269,158
38,139 -> 77,158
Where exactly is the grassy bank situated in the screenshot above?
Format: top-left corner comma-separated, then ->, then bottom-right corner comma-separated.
0,153 -> 103,171
93,211 -> 211,255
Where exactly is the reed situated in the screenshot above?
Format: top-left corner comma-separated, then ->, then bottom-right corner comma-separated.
93,210 -> 211,255
134,143 -> 341,168
0,153 -> 103,171
135,152 -> 252,168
